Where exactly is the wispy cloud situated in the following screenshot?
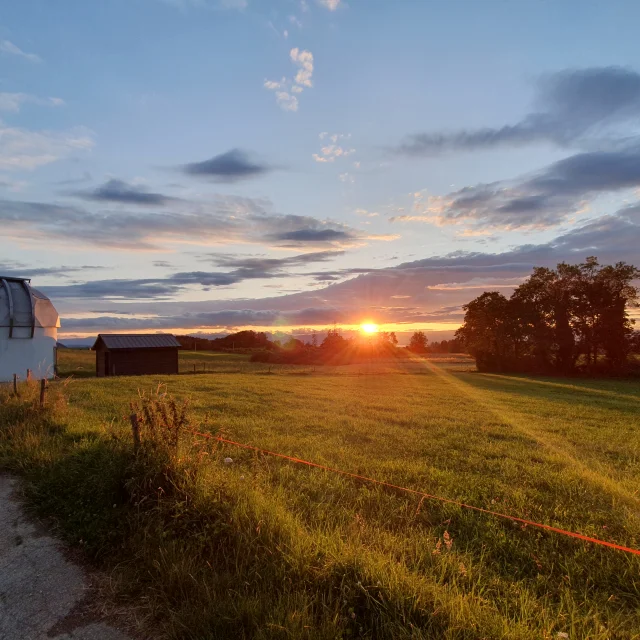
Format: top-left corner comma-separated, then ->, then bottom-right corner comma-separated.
0,93 -> 64,113
318,0 -> 341,10
395,67 -> 640,156
182,149 -> 273,182
0,194 -> 391,251
0,40 -> 41,63
0,261 -> 105,279
0,124 -> 94,171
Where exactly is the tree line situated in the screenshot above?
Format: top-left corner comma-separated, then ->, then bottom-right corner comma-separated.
407,331 -> 464,354
455,257 -> 640,375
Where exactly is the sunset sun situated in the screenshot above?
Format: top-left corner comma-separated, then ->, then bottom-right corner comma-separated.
360,323 -> 379,334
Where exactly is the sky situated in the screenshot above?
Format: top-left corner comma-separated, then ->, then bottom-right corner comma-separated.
2,0 -> 640,342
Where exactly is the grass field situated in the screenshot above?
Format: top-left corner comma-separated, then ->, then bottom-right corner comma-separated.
2,350 -> 640,638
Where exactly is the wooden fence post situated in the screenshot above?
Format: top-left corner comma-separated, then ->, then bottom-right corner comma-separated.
13,374 -> 18,397
39,379 -> 47,408
130,413 -> 141,453
26,369 -> 32,382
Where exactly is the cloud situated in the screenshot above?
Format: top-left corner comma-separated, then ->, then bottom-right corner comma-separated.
0,40 -> 41,63
0,124 -> 94,171
0,195 -> 384,251
313,133 -> 355,162
395,67 -> 640,156
275,91 -> 299,112
51,204 -> 640,336
269,229 -> 353,243
182,149 -> 272,182
318,0 -> 341,9
391,143 -> 640,231
290,47 -> 314,88
40,251 -> 344,301
265,48 -> 314,111
74,179 -> 173,206
218,0 -> 247,8
0,93 -> 64,113
0,261 -> 105,279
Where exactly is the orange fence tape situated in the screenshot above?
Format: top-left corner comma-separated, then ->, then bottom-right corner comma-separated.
190,429 -> 640,558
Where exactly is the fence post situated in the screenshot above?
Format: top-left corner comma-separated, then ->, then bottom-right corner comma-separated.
13,374 -> 18,397
26,369 -> 32,382
39,379 -> 47,408
130,413 -> 141,453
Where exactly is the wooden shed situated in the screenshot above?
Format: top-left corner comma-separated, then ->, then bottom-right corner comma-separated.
92,334 -> 181,377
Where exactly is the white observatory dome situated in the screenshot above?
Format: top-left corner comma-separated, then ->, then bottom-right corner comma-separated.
0,277 -> 60,382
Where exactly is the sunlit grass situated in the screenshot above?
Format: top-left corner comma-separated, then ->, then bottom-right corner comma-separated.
2,351 -> 640,638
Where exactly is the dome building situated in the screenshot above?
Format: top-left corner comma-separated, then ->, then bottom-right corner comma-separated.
0,277 -> 60,382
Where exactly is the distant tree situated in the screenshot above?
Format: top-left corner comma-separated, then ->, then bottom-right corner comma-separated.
321,328 -> 348,352
408,331 -> 428,354
283,336 -> 304,350
379,331 -> 398,347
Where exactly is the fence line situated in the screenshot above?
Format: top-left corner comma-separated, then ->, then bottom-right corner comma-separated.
189,429 -> 640,558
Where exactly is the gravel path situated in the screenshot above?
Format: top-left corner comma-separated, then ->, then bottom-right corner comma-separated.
0,475 -> 134,640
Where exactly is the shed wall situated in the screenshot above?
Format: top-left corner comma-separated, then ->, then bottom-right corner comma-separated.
98,347 -> 178,377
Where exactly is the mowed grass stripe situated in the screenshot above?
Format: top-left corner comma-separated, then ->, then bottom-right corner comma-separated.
417,356 -> 640,534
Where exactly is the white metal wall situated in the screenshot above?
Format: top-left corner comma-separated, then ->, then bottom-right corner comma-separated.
0,326 -> 58,382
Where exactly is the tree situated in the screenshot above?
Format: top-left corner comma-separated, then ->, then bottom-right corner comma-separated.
321,328 -> 348,352
379,331 -> 398,347
458,258 -> 639,374
455,292 -> 513,371
408,331 -> 428,354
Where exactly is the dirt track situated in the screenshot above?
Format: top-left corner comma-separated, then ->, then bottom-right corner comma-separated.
0,475 -> 133,640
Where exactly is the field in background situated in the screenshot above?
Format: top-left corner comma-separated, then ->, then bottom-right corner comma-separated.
56,348 -> 476,377
5,352 -> 640,638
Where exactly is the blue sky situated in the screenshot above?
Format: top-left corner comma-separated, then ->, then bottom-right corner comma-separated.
2,0 -> 640,340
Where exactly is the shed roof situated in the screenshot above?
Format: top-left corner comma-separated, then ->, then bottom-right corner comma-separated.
92,334 -> 181,350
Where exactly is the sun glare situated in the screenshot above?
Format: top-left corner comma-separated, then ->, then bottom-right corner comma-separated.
360,323 -> 379,334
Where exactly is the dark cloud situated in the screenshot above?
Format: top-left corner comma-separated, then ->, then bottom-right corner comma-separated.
392,143 -> 640,230
182,149 -> 272,182
41,251 -> 345,300
0,197 -> 373,250
269,229 -> 353,243
42,278 -> 183,300
0,262 -> 105,279
74,179 -> 172,206
395,67 -> 640,156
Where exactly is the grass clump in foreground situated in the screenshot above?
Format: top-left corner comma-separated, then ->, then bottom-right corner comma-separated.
2,361 -> 640,639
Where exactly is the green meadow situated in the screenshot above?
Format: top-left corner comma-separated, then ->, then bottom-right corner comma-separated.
2,349 -> 640,639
